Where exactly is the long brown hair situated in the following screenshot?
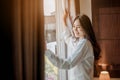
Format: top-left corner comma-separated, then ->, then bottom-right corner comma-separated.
73,14 -> 101,61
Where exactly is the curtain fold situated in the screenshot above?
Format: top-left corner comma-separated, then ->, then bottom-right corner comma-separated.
12,0 -> 44,80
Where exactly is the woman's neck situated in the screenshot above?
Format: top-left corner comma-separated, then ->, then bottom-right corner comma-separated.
79,36 -> 85,40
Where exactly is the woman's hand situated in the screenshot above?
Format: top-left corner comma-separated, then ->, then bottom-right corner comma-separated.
44,41 -> 47,51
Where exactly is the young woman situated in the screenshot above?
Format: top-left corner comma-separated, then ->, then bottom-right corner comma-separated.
45,10 -> 101,80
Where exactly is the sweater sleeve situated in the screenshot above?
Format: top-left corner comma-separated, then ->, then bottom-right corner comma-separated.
63,27 -> 72,45
45,39 -> 88,70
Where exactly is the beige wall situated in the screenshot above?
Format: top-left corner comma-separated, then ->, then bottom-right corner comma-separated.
79,0 -> 92,21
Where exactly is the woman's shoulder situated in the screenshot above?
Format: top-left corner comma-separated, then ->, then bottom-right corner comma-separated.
78,38 -> 92,47
76,38 -> 87,48
78,38 -> 87,44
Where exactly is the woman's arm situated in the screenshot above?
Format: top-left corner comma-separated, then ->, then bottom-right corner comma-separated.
62,9 -> 73,45
45,39 -> 88,70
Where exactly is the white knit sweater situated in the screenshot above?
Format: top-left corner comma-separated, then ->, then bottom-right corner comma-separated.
45,27 -> 94,80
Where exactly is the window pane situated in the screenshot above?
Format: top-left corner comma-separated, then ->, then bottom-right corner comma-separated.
44,0 -> 58,80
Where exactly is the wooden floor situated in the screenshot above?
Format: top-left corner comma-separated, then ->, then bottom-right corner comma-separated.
94,78 -> 120,80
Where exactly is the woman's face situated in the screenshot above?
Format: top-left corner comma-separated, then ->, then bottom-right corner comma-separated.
73,19 -> 85,38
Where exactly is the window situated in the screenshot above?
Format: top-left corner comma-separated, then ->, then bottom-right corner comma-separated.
44,0 -> 78,80
44,0 -> 67,80
44,0 -> 58,80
